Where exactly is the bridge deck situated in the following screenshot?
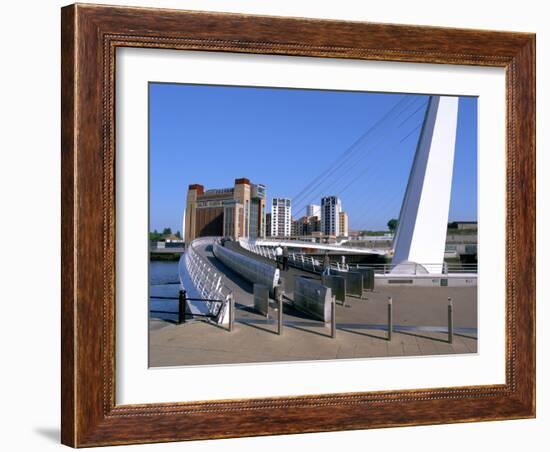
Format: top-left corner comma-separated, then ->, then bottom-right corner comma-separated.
223,240 -> 320,298
249,239 -> 388,255
149,240 -> 478,367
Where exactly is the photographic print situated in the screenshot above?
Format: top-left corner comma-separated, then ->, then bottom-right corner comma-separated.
148,83 -> 478,367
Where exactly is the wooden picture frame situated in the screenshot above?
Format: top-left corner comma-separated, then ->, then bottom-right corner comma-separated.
61,3 -> 535,447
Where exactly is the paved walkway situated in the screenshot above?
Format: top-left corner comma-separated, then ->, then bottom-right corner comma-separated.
149,242 -> 477,367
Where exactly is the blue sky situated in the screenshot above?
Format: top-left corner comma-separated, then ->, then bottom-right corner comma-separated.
149,83 -> 477,233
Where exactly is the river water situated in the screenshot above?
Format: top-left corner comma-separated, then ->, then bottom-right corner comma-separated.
149,259 -> 181,323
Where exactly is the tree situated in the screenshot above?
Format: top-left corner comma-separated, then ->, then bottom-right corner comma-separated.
175,230 -> 182,239
162,227 -> 172,236
149,229 -> 163,242
387,218 -> 398,232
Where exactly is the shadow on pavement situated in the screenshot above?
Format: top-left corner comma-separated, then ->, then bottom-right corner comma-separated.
237,319 -> 278,335
338,326 -> 387,341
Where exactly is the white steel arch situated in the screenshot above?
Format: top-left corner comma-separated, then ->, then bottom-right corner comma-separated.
392,96 -> 459,274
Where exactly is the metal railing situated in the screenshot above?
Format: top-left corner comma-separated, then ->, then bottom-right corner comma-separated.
239,238 -> 477,275
242,237 -> 386,255
185,238 -> 231,299
213,240 -> 280,292
182,237 -> 234,325
150,289 -> 235,330
349,262 -> 477,274
239,238 -> 349,273
288,252 -> 350,273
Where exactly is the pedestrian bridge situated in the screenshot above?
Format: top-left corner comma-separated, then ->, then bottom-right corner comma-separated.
240,238 -> 389,256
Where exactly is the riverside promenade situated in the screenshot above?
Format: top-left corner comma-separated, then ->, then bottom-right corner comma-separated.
149,241 -> 477,367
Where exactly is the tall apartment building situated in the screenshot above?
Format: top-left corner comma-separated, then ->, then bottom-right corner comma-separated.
291,219 -> 299,237
293,215 -> 321,237
265,213 -> 272,237
321,196 -> 342,236
271,198 -> 291,237
184,178 -> 266,243
339,211 -> 349,237
306,204 -> 321,218
309,216 -> 321,235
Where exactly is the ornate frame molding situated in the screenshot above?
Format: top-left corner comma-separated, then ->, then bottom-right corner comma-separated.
61,4 -> 535,447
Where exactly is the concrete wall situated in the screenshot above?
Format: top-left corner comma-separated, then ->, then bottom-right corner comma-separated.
253,284 -> 269,316
322,275 -> 346,304
213,241 -> 280,292
375,274 -> 477,287
293,277 -> 333,323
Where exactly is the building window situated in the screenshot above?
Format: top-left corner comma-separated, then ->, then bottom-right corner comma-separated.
245,199 -> 249,237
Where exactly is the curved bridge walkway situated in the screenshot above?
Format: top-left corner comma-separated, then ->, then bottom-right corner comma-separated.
224,240 -> 320,299
149,241 -> 477,367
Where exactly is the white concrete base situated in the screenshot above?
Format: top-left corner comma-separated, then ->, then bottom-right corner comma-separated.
375,273 -> 477,287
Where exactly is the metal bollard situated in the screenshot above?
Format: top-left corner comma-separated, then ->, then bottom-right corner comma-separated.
178,290 -> 186,325
228,295 -> 235,332
277,294 -> 283,336
331,296 -> 336,338
387,297 -> 393,341
448,297 -> 454,344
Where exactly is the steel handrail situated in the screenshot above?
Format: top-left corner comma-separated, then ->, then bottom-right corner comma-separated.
239,238 -> 348,273
240,238 -> 477,275
350,262 -> 478,274
184,237 -> 233,306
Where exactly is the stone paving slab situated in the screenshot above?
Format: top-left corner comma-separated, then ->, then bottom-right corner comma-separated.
149,241 -> 477,367
149,286 -> 477,367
